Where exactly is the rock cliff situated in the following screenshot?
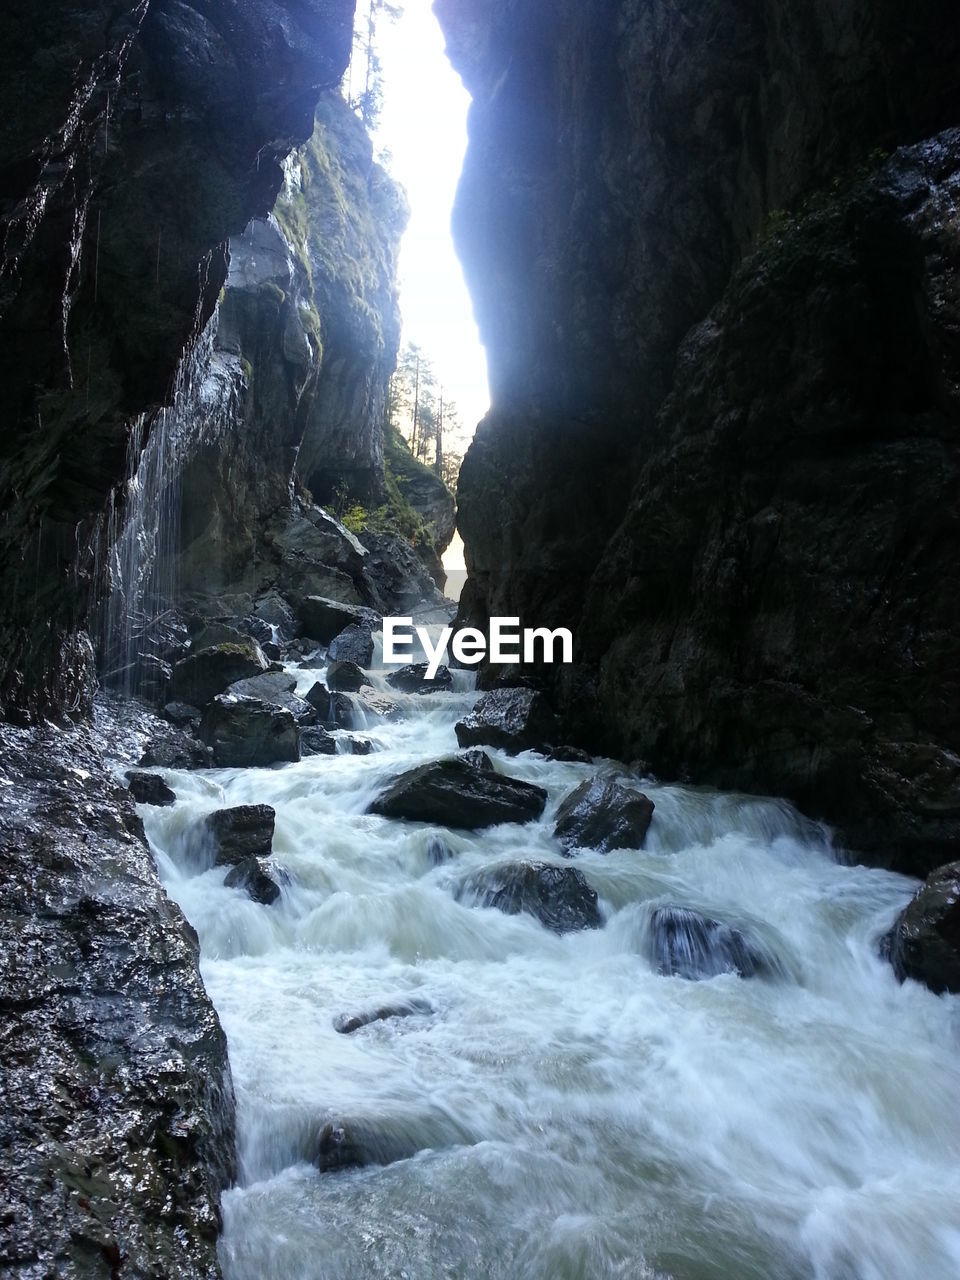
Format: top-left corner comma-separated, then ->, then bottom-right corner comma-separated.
437,0 -> 960,870
0,0 -> 354,721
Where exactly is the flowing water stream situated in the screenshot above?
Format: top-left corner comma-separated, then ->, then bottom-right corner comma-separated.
139,628 -> 960,1280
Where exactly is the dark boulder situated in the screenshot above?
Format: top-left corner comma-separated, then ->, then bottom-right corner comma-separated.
369,759 -> 547,829
305,681 -> 356,728
226,670 -> 314,721
455,687 -> 559,754
125,771 -> 177,807
171,640 -> 268,708
163,700 -> 202,727
546,745 -> 594,764
301,725 -> 339,756
139,723 -> 212,770
224,856 -> 283,905
646,906 -> 778,980
458,862 -> 602,933
252,591 -> 300,641
328,624 -> 375,667
299,596 -> 381,645
885,862 -> 960,994
199,697 -> 300,768
341,735 -> 375,755
458,749 -> 495,773
326,660 -> 373,692
333,998 -> 433,1034
204,805 -> 276,865
386,663 -> 454,693
553,777 -> 655,853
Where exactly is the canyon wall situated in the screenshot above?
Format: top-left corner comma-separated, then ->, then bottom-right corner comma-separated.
436,0 -> 960,870
0,0 -> 354,720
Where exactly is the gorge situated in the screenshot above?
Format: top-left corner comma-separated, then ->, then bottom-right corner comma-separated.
1,1 -> 959,1277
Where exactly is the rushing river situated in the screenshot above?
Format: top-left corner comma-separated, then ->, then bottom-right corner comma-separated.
140,628 -> 960,1280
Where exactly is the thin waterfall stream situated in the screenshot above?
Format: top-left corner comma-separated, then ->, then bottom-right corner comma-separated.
136,624 -> 960,1280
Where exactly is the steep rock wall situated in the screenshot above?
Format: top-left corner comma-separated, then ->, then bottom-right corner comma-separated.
437,0 -> 960,867
0,0 -> 355,721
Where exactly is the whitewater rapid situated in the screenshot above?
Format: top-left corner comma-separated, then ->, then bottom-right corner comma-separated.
140,631 -> 960,1280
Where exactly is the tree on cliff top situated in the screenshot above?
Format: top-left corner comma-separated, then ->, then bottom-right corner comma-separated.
345,0 -> 403,130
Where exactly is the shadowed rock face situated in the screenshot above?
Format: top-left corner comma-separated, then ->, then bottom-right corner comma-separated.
436,0 -> 960,869
0,714 -> 235,1276
0,0 -> 354,721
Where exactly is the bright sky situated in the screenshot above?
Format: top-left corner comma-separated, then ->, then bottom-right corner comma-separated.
351,0 -> 490,445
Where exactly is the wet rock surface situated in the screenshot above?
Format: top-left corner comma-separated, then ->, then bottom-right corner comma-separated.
386,663 -> 454,693
646,906 -> 779,981
301,724 -> 340,756
326,660 -> 373,692
126,770 -> 177,807
886,862 -> 960,995
171,641 -> 269,709
199,696 -> 301,768
553,777 -> 655,853
328,624 -> 375,668
370,760 -> 548,830
299,597 -> 381,646
223,856 -> 284,906
455,687 -> 559,755
459,862 -> 603,934
204,805 -> 276,866
139,721 -> 213,770
0,715 -> 235,1277
315,1120 -> 424,1174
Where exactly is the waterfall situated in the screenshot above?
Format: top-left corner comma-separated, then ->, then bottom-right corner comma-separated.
97,316 -> 244,697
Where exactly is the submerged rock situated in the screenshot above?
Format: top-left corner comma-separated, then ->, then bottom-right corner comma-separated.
299,596 -> 381,645
885,862 -> 960,994
646,906 -> 777,980
455,687 -> 559,754
326,659 -> 373,691
224,856 -> 284,905
459,861 -> 603,933
315,1120 -> 423,1173
171,639 -> 268,708
328,624 -> 375,667
125,770 -> 176,807
333,997 -> 433,1034
386,663 -> 454,693
545,745 -> 594,764
369,759 -> 547,829
199,696 -> 300,767
204,804 -> 276,865
553,777 -> 655,853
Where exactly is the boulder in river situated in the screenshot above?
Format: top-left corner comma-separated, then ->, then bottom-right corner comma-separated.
459,861 -> 603,933
199,696 -> 300,767
300,724 -> 338,756
299,596 -> 381,645
139,722 -> 212,770
369,759 -> 547,829
455,687 -> 559,754
646,905 -> 778,980
170,639 -> 268,707
326,660 -> 373,692
225,671 -> 314,721
354,685 -> 402,722
341,735 -> 375,755
328,624 -> 375,667
224,855 -> 284,905
458,749 -> 495,773
204,804 -> 276,865
553,777 -> 655,853
885,861 -> 960,994
333,997 -> 433,1034
386,663 -> 454,693
305,681 -> 356,728
125,771 -> 176,807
